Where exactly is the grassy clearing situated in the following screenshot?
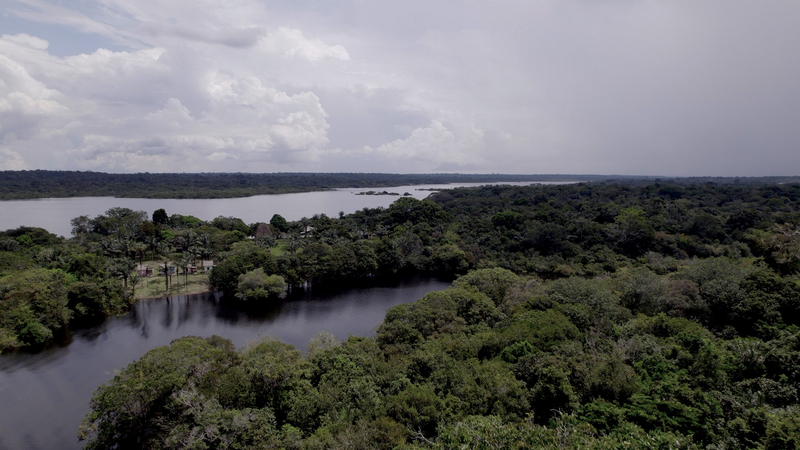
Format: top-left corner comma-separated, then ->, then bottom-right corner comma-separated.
134,272 -> 211,299
131,260 -> 212,299
271,241 -> 288,256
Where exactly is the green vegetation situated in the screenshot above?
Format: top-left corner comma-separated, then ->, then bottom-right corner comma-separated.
236,268 -> 288,302
3,178 -> 800,446
64,179 -> 800,448
79,262 -> 800,449
0,171 -> 591,199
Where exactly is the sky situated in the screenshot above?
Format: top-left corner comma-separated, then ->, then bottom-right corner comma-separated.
1,0 -> 799,176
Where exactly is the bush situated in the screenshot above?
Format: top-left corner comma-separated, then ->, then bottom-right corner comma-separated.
236,268 -> 288,302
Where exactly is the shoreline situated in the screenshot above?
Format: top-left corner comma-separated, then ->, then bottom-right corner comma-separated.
135,288 -> 214,301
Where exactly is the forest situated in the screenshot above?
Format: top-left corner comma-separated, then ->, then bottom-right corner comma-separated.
2,180 -> 800,448
0,171 -> 595,199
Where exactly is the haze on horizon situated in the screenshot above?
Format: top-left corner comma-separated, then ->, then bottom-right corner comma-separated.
1,1 -> 798,177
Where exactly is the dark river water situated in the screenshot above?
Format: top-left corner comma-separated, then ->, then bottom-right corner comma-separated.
0,276 -> 451,450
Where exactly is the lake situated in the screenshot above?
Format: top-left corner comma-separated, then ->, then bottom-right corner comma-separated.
0,182 -> 569,236
0,276 -> 451,450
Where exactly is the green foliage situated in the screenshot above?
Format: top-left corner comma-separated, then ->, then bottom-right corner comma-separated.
500,340 -> 533,363
83,254 -> 800,448
67,281 -> 108,321
79,335 -> 240,449
270,214 -> 289,233
385,197 -> 449,227
453,267 -> 520,305
235,268 -> 287,302
0,268 -> 70,352
386,383 -> 445,436
152,208 -> 169,226
7,179 -> 800,447
492,210 -> 524,230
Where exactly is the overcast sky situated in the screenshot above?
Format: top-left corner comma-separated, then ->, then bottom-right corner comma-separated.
1,1 -> 798,175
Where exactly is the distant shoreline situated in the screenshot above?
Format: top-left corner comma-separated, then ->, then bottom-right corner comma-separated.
0,171 -> 612,200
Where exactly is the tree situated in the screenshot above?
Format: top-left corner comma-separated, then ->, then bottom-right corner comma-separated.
107,257 -> 136,288
131,241 -> 147,265
129,274 -> 139,298
453,267 -> 520,305
67,281 -> 108,322
179,252 -> 195,290
609,207 -> 655,256
270,214 -> 289,233
286,234 -> 304,255
70,215 -> 92,236
156,241 -> 172,291
0,269 -> 71,351
236,268 -> 288,302
152,208 -> 169,226
79,336 -> 239,449
255,235 -> 277,250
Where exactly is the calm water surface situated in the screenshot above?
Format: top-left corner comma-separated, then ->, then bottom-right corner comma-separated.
0,276 -> 450,450
0,182 -> 566,236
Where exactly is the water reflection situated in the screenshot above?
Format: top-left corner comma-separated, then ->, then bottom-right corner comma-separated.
0,276 -> 450,450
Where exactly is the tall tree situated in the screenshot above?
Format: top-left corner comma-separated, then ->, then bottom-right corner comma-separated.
152,208 -> 169,226
156,242 -> 172,291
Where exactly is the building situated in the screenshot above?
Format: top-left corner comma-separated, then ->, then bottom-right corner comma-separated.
136,264 -> 153,277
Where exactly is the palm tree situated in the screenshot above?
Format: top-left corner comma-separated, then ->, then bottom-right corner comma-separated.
108,258 -> 136,288
132,242 -> 147,265
147,236 -> 160,260
197,233 -> 213,259
255,235 -> 277,250
179,252 -> 194,290
156,241 -> 172,291
129,274 -> 140,298
286,233 -> 304,255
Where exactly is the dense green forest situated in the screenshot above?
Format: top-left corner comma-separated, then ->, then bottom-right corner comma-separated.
0,171 -> 597,199
3,180 -> 800,448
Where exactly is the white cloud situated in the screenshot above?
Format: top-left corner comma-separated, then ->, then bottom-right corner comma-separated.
0,147 -> 29,170
360,117 -> 512,171
144,98 -> 192,127
0,54 -> 66,116
259,28 -> 349,61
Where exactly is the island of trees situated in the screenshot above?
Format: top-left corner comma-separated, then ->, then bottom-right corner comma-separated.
2,179 -> 800,448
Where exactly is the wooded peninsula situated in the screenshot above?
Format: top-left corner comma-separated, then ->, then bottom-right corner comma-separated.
2,179 -> 800,448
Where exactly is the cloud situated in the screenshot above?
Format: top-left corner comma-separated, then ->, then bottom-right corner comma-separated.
142,23 -> 265,49
259,28 -> 349,61
0,54 -> 66,117
0,147 -> 29,170
0,47 -> 68,147
0,26 -> 335,171
1,0 -> 800,175
358,117 -> 513,172
143,98 -> 192,127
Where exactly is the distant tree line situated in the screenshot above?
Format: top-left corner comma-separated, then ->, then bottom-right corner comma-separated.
0,171 -> 598,199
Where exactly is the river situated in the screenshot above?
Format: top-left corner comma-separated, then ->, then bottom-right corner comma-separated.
0,182 -> 568,237
0,276 -> 451,450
